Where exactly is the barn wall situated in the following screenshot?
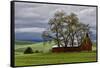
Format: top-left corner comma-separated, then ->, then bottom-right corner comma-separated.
52,33 -> 92,52
52,43 -> 92,52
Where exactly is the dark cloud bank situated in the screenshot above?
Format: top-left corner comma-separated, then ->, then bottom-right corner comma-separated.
15,2 -> 97,42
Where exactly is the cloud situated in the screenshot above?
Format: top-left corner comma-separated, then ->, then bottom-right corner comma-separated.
78,7 -> 96,27
14,2 -> 97,41
15,2 -> 96,27
90,28 -> 96,34
79,8 -> 94,14
15,27 -> 46,33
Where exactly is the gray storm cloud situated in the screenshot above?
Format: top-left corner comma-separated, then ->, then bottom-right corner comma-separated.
15,2 -> 97,41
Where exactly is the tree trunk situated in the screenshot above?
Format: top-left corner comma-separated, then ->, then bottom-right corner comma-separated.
71,33 -> 74,47
56,34 -> 60,47
56,29 -> 60,47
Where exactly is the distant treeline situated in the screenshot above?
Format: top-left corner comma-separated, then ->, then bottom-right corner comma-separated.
15,41 -> 34,45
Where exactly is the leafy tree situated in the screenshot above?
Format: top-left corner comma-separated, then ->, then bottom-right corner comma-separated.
48,11 -> 66,47
42,11 -> 90,48
42,31 -> 52,45
61,12 -> 90,47
24,47 -> 33,54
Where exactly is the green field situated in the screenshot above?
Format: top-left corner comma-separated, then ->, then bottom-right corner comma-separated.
15,41 -> 97,66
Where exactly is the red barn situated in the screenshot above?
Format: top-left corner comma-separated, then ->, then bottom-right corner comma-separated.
52,33 -> 92,52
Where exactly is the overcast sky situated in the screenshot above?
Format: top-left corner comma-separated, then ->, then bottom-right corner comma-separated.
15,2 -> 97,42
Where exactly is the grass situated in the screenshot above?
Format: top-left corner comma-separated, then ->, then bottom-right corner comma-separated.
15,41 -> 54,54
15,51 -> 96,66
15,41 -> 97,66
